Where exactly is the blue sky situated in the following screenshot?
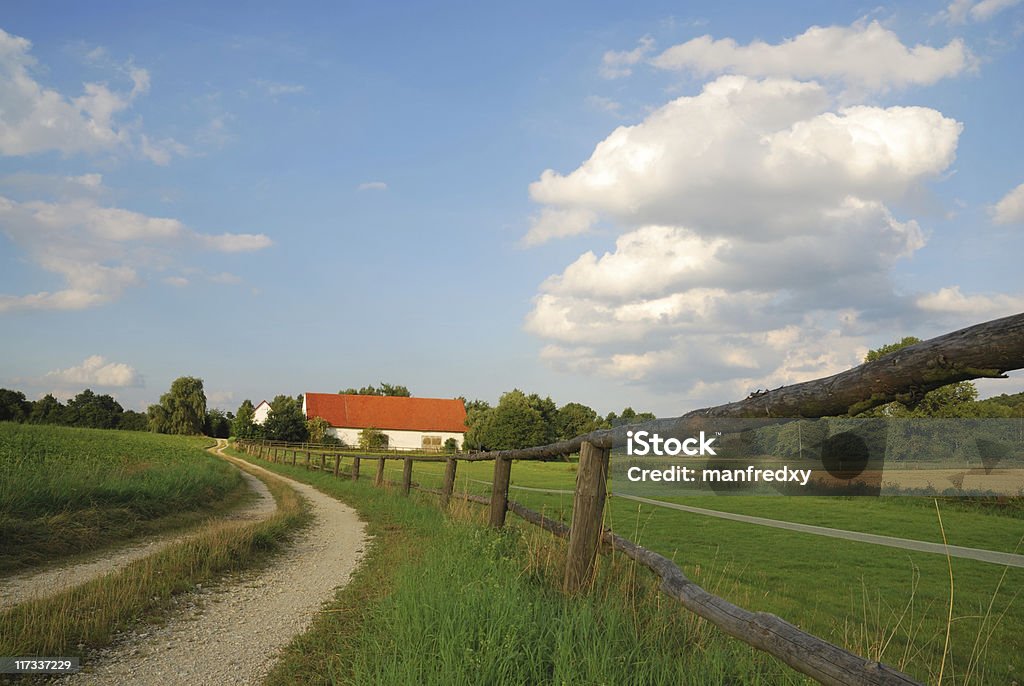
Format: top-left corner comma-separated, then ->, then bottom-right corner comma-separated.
1,1 -> 1022,417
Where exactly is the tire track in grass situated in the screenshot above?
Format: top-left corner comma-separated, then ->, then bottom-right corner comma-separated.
0,440 -> 275,610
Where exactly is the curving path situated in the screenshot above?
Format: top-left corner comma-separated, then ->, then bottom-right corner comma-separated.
58,440 -> 368,685
0,440 -> 276,610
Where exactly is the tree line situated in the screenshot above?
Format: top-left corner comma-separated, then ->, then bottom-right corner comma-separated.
0,377 -> 229,437
0,388 -> 149,430
4,347 -> 1019,445
462,389 -> 656,451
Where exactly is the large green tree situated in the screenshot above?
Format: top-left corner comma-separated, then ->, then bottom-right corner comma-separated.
64,389 -> 124,429
482,390 -> 549,450
263,395 -> 309,442
118,410 -> 149,431
555,402 -> 603,440
205,409 -> 231,438
232,399 -> 258,438
149,376 -> 208,434
0,389 -> 31,422
29,394 -> 65,424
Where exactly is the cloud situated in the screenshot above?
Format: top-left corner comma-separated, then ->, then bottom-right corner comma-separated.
0,193 -> 272,312
585,95 -> 623,115
0,27 -> 183,162
209,271 -> 242,284
0,172 -> 106,197
42,355 -> 143,388
195,232 -> 273,252
522,207 -> 597,247
207,390 -> 236,407
140,135 -> 190,166
68,173 -> 103,188
522,75 -> 987,404
916,286 -> 1024,316
937,0 -> 1022,24
991,181 -> 1024,224
601,35 -> 655,79
251,79 -> 306,97
357,181 -> 388,192
650,21 -> 974,92
162,276 -> 189,287
529,77 -> 960,238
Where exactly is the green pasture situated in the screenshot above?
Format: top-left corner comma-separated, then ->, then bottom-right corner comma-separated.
351,454 -> 1022,684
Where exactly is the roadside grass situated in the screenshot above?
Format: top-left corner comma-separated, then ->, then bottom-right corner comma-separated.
0,452 -> 309,658
0,423 -> 246,573
231,448 -> 804,685
253,452 -> 1023,684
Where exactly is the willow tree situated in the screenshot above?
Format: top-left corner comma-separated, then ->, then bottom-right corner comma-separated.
149,376 -> 207,435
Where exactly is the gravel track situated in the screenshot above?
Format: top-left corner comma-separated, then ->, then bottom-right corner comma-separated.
57,442 -> 368,685
0,442 -> 276,610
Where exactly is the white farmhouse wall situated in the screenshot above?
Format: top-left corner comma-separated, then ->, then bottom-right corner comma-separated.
328,427 -> 464,450
253,402 -> 271,425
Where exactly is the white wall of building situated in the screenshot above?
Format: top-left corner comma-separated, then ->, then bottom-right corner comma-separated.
328,427 -> 464,451
253,402 -> 271,425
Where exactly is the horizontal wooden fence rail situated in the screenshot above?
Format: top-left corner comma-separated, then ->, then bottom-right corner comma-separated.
233,312 -> 1024,686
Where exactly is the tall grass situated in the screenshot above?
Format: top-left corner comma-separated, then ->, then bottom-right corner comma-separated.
238,450 -> 802,685
0,423 -> 243,572
0,457 -> 308,657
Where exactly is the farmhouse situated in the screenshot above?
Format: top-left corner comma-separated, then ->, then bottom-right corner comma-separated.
252,400 -> 271,425
302,392 -> 466,451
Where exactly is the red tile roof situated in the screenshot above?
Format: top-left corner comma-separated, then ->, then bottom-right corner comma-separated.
304,393 -> 467,433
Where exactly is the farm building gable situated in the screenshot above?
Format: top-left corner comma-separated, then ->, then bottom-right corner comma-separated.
302,393 -> 467,450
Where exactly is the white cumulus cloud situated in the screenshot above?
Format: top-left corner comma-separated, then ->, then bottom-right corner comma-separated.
937,0 -> 1022,24
991,182 -> 1024,224
522,207 -> 598,247
0,194 -> 272,312
0,27 -> 183,162
650,21 -> 973,92
521,73 -> 990,404
43,355 -> 143,388
528,76 -> 960,239
601,35 -> 655,79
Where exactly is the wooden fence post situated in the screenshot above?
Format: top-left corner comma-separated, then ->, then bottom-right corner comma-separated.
402,457 -> 413,495
305,450 -> 311,470
489,457 -> 512,528
375,457 -> 385,486
564,440 -> 610,593
352,456 -> 360,481
334,454 -> 340,477
441,457 -> 458,507
320,453 -> 327,472
291,450 -> 297,466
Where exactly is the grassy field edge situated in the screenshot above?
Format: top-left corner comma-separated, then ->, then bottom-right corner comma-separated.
227,447 -> 810,686
0,445 -> 311,660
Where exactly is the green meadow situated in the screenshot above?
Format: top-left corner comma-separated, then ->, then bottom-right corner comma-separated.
0,422 -> 245,572
317,454 -> 1022,684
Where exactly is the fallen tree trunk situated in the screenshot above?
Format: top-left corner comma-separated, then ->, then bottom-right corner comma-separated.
457,312 -> 1024,458
683,311 -> 1024,420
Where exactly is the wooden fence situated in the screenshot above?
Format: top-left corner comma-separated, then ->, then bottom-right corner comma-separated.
235,312 -> 1024,686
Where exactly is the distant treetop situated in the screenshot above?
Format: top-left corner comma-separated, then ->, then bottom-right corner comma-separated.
339,382 -> 411,397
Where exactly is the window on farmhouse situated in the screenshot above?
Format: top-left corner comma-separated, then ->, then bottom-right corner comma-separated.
422,435 -> 442,451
